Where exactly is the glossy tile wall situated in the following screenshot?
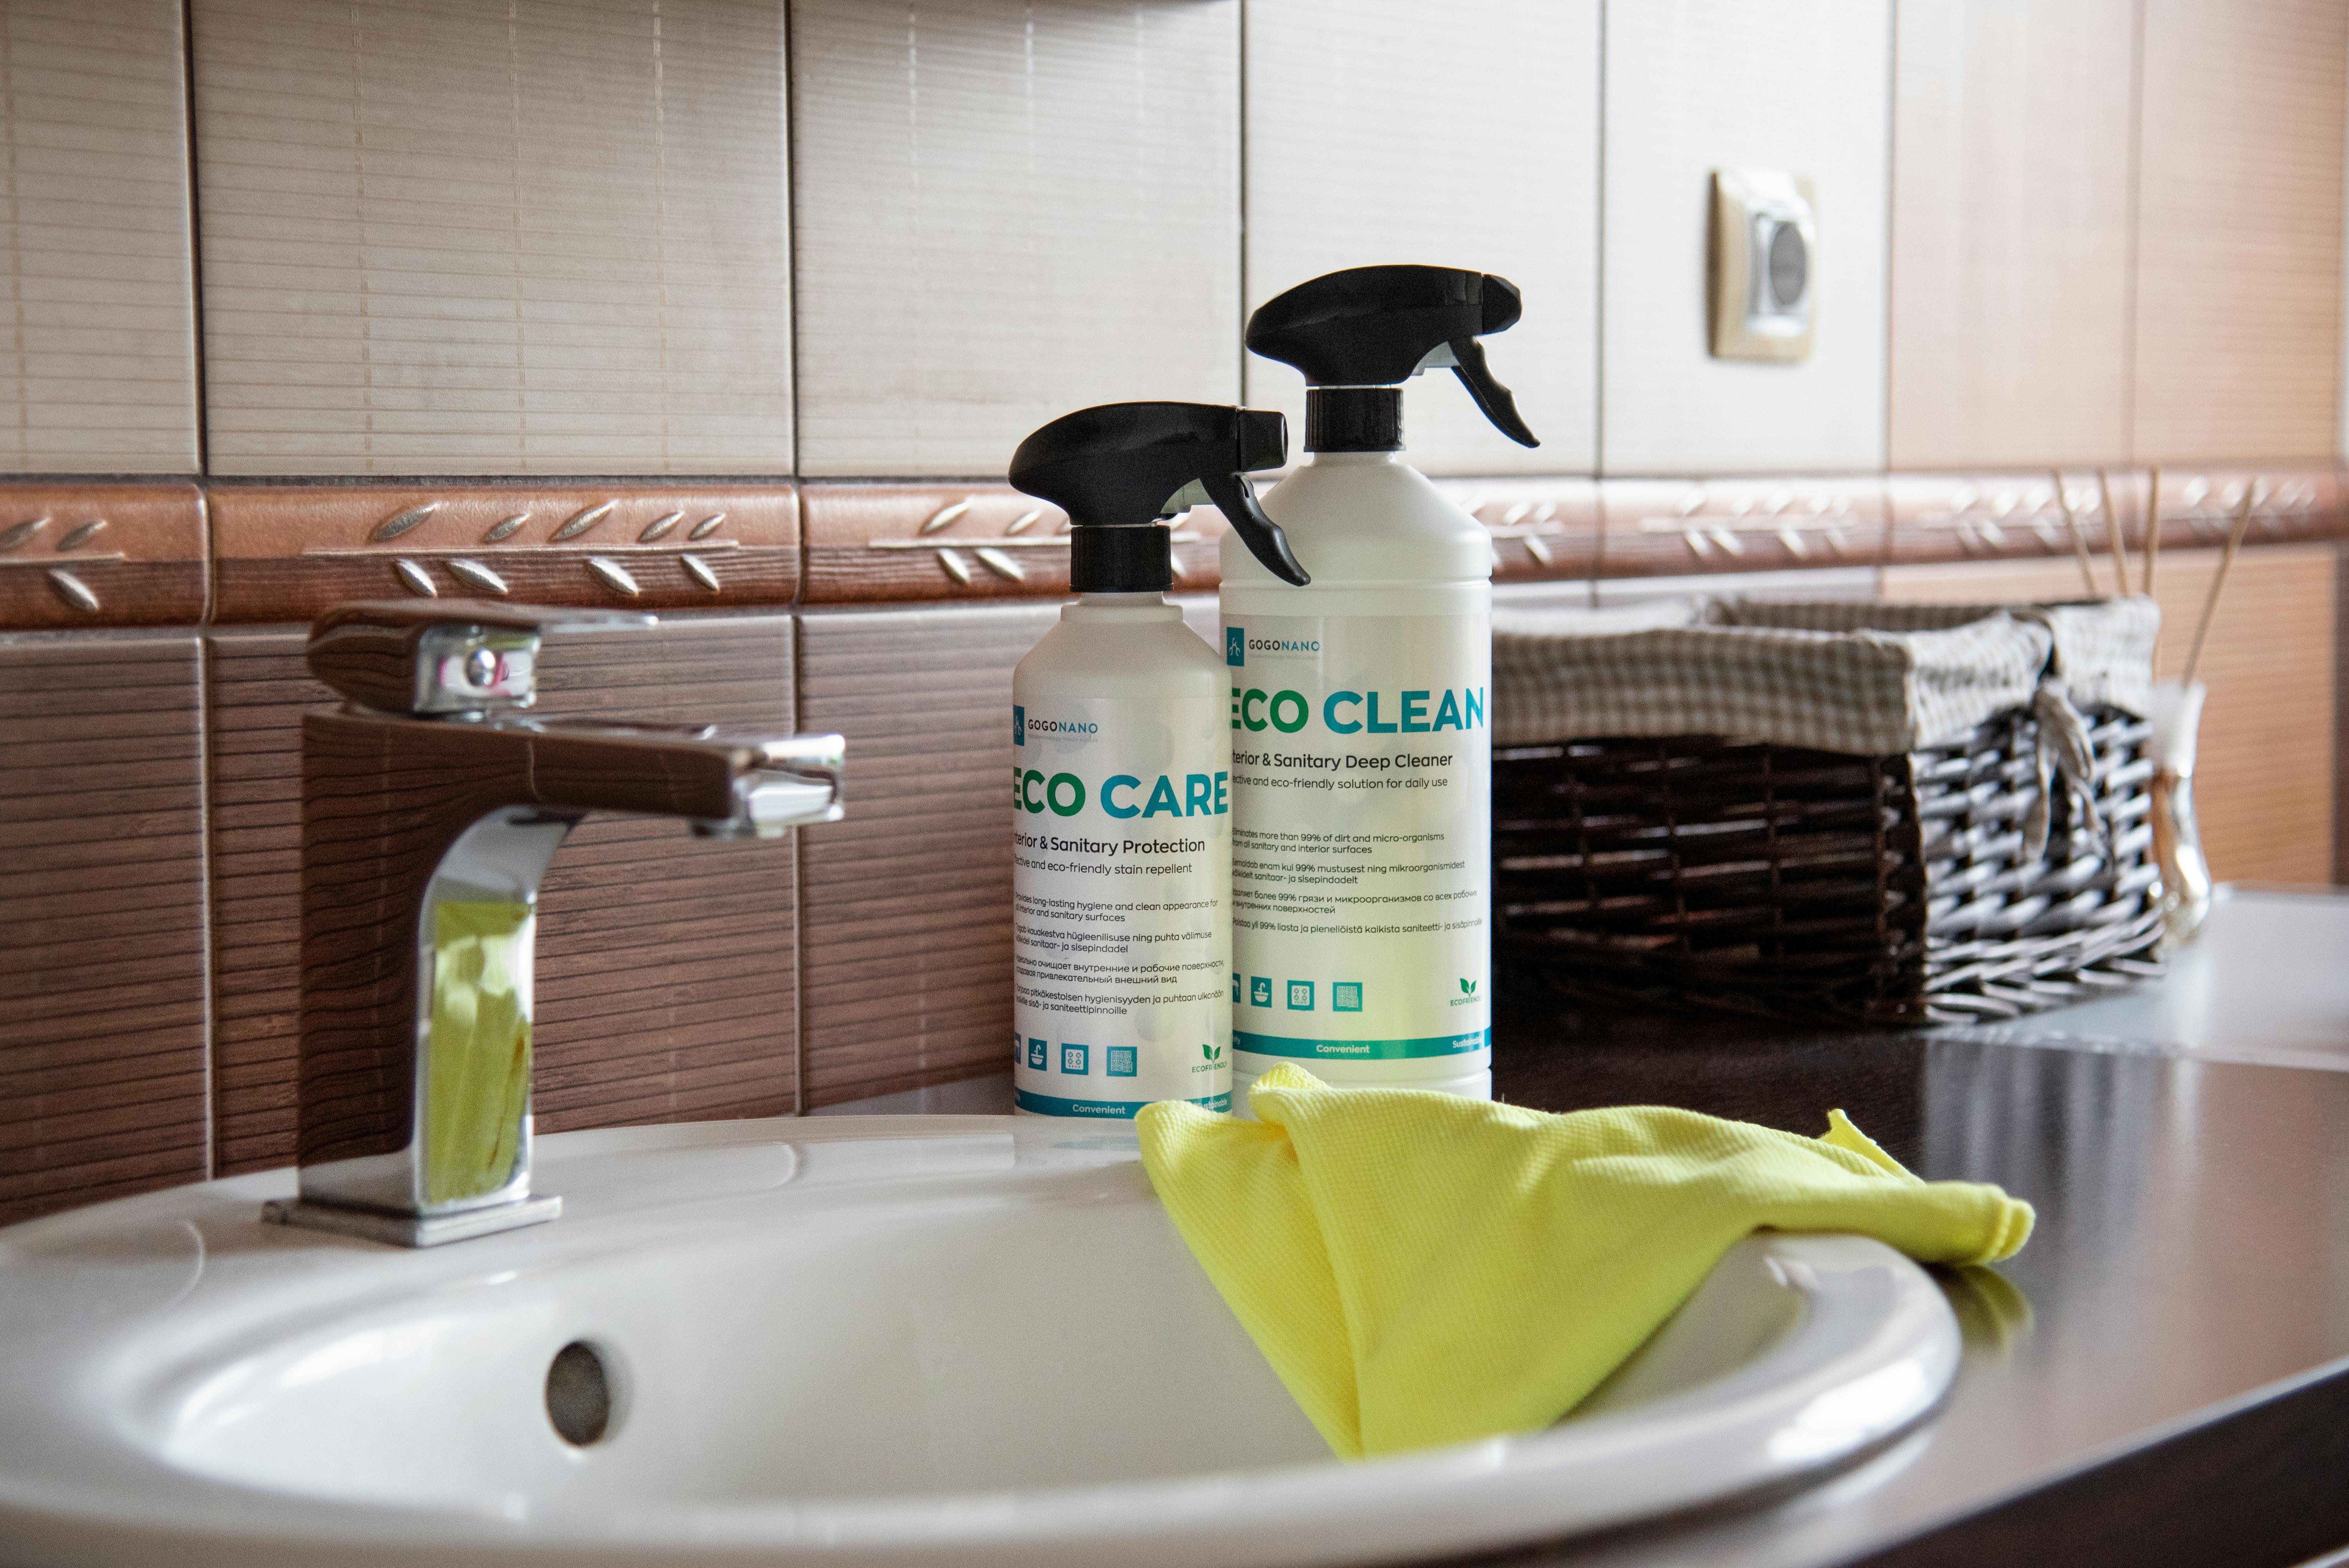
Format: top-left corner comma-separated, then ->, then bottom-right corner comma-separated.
0,0 -> 200,472
5,0 -> 2349,1223
1,632 -> 210,1225
796,601 -> 1057,1106
790,0 -> 1241,478
0,0 -> 2338,496
1241,0 -> 1600,476
1599,0 -> 1892,476
1887,0 -> 2138,469
192,0 -> 794,475
2133,0 -> 2347,463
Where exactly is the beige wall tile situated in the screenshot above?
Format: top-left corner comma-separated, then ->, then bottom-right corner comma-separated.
1242,0 -> 1599,476
1888,0 -> 2136,470
2134,0 -> 2346,463
193,0 -> 793,477
0,0 -> 200,473
791,0 -> 1240,479
1600,0 -> 1891,476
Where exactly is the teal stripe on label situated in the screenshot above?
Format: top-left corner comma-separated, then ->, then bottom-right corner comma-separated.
1015,1089 -> 1232,1119
1233,1029 -> 1490,1061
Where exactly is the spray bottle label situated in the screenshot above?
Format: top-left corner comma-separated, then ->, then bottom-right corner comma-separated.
1222,612 -> 1490,1060
1011,694 -> 1232,1115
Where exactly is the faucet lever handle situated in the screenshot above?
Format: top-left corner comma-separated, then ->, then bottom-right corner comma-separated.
308,599 -> 658,716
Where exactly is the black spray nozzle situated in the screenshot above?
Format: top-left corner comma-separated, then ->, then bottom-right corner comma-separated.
1008,402 -> 1308,588
1246,265 -> 1540,449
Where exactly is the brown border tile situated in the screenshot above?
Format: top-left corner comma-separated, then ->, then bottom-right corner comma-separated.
210,484 -> 800,624
1599,475 -> 1889,579
1887,466 -> 2347,583
1431,478 -> 1602,584
802,483 -> 1224,604
0,485 -> 207,631
1887,471 -> 2129,575
2142,465 -> 2346,565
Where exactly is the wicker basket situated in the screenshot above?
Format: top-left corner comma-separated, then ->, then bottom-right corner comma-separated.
1491,598 -> 2165,1025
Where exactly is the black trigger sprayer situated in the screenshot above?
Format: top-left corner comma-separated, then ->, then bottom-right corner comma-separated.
1002,403 -> 1300,1122
1244,265 -> 1540,454
1009,402 -> 1309,588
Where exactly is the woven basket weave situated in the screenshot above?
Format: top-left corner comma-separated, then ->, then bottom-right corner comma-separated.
1491,598 -> 2165,1025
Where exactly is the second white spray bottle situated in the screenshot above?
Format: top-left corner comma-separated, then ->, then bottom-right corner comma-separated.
1005,402 -> 1308,1118
1221,265 -> 1540,1110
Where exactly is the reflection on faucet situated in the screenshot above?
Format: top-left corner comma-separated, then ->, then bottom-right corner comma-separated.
263,601 -> 844,1247
426,901 -> 533,1206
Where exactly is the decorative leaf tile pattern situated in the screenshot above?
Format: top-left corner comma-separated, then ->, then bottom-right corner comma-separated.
207,485 -> 797,621
0,484 -> 205,629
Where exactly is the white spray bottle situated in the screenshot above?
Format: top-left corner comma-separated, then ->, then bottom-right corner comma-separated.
1220,265 -> 1540,1109
1006,402 -> 1308,1118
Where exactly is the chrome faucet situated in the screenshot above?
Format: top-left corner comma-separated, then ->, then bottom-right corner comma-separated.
262,600 -> 843,1247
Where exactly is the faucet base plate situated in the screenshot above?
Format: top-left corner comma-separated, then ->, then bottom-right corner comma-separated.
262,1194 -> 563,1249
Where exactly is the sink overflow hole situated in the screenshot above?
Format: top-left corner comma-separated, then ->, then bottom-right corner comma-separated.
545,1341 -> 613,1446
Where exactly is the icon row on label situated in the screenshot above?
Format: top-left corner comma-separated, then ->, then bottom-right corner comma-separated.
1233,977 -> 1363,1012
1022,1038 -> 1138,1077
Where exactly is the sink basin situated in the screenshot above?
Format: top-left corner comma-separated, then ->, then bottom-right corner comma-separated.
0,1115 -> 1959,1567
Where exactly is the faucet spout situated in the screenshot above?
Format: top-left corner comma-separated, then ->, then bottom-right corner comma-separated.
263,603 -> 844,1247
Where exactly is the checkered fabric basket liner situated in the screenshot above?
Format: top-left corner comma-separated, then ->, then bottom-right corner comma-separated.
1493,597 -> 2159,752
1492,598 -> 2165,1025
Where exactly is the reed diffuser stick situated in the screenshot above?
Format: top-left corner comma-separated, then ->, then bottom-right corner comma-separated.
2182,483 -> 2258,686
2053,470 -> 2100,595
2098,468 -> 2130,597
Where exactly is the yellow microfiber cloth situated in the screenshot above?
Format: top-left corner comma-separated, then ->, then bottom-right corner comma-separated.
1136,1062 -> 2033,1461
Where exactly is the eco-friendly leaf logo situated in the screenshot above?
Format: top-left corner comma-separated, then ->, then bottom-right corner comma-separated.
1201,1043 -> 1223,1062
1459,978 -> 1477,996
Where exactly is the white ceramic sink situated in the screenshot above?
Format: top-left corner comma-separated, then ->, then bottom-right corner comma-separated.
0,1115 -> 1959,1567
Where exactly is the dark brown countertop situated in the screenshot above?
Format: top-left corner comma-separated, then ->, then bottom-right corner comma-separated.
1447,981 -> 2349,1568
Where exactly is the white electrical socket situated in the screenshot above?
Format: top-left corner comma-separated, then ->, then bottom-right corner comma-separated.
1709,169 -> 1817,363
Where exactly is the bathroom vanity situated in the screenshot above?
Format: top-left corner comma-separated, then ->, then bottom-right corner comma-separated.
2,893 -> 2342,1568
1466,887 -> 2349,1568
